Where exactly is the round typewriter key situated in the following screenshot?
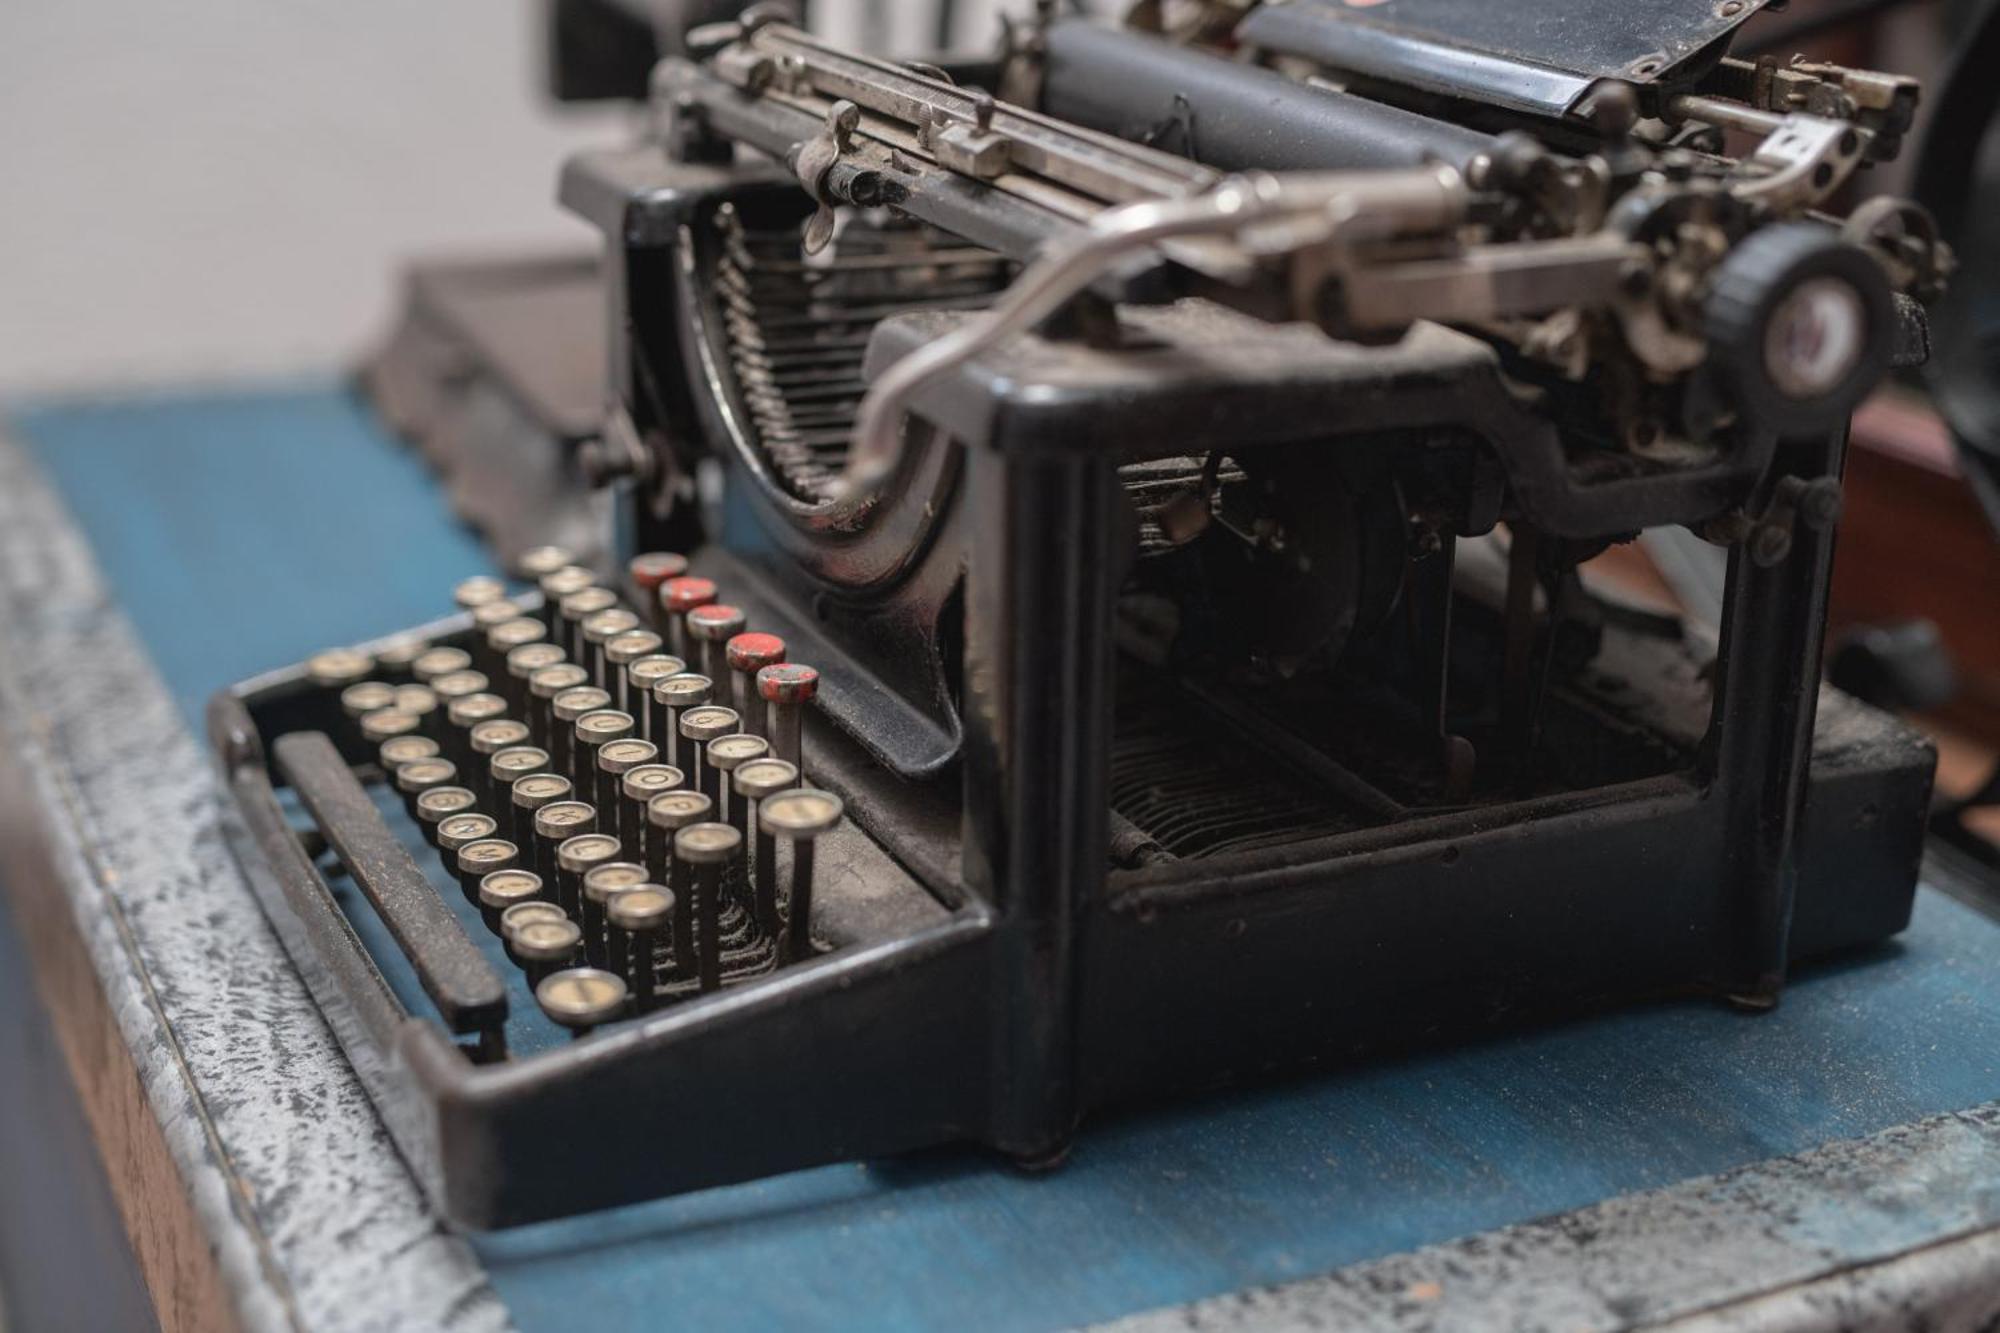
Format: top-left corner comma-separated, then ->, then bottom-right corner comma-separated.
679,704 -> 741,804
596,737 -> 658,848
674,822 -> 742,992
361,709 -> 422,746
307,647 -> 374,690
528,662 -> 589,751
622,762 -> 683,878
758,663 -> 819,776
725,632 -> 786,733
628,654 -> 687,745
581,608 -> 642,691
470,601 -> 523,666
498,892 -> 564,956
536,803 -> 600,911
649,789 -> 713,956
557,832 -> 622,927
340,680 -> 397,720
479,867 -> 544,934
445,691 -> 508,771
489,745 -> 549,841
392,684 -> 440,735
505,640 -> 566,713
761,788 -> 842,963
607,884 -> 674,1008
515,918 -> 584,988
583,860 -> 649,968
575,709 -> 636,814
377,733 -> 440,776
653,672 -> 713,771
412,646 -> 473,684
538,564 -> 596,634
437,811 -> 496,851
686,604 -> 747,689
454,575 -> 508,611
660,576 -> 718,658
469,718 -> 531,805
485,617 -> 546,681
430,669 -> 489,703
706,733 -> 769,836
604,631 -> 664,716
514,774 -> 575,881
628,552 -> 688,626
552,686 -> 611,778
395,756 -> 458,817
536,967 -> 627,1037
733,757 -> 799,937
415,785 -> 478,847
517,545 -> 574,581
560,587 -> 619,663
456,838 -> 519,904
374,635 -> 428,678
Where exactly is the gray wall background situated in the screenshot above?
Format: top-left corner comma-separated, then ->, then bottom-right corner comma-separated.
0,1 -> 1029,398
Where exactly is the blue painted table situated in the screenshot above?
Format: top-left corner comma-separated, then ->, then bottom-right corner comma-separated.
5,383 -> 2000,1332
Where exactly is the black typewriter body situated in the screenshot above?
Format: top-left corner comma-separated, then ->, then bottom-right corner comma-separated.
216,0 -> 1945,1227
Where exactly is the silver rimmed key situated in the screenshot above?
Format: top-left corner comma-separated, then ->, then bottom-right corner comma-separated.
516,545 -> 574,582
361,708 -> 423,748
538,565 -> 596,634
575,710 -> 637,813
627,552 -> 688,630
596,738 -> 658,848
412,646 -> 473,685
725,633 -> 786,734
469,719 -> 532,807
582,860 -> 649,969
394,756 -> 459,819
491,748 -> 552,843
556,833 -> 622,933
478,867 -> 544,935
436,813 -> 498,893
732,757 -> 799,939
514,918 -> 584,988
527,663 -> 589,752
659,576 -> 718,660
536,967 -> 627,1038
455,838 -> 519,905
674,821 -> 742,992
582,608 -> 641,692
470,597 -> 524,651
622,764 -> 684,881
560,587 -> 619,664
454,575 -> 509,612
307,648 -> 374,691
627,655 -> 687,746
430,672 -> 490,758
706,734 -> 770,837
757,664 -> 819,776
653,673 -> 713,771
505,641 -> 566,714
486,617 -> 547,684
678,705 -> 741,804
647,789 -> 712,960
377,733 -> 440,777
551,687 -> 612,779
761,788 -> 843,964
604,630 -> 664,716
393,684 -> 441,738
501,900 -> 567,966
513,775 -> 575,882
374,636 -> 428,679
445,691 -> 508,772
340,680 -> 397,722
607,884 -> 674,1009
415,785 -> 478,848
686,604 -> 747,689
534,803 -> 598,911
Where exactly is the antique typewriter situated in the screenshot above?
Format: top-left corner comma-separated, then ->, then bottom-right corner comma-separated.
212,0 -> 1954,1227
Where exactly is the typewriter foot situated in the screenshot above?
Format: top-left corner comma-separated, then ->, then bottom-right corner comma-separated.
1722,984 -> 1783,1015
1008,1140 -> 1075,1175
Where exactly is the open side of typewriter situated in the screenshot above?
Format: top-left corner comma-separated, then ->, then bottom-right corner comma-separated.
217,0 -> 1950,1228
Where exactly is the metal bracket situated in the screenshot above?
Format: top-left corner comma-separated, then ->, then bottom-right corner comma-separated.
793,99 -> 860,255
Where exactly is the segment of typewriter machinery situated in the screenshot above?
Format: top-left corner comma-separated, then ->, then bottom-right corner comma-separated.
212,0 -> 1954,1226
